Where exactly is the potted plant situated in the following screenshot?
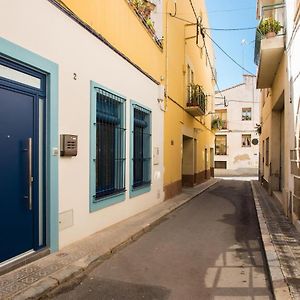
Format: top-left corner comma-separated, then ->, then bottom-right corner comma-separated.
255,123 -> 262,135
131,0 -> 146,15
211,118 -> 223,131
258,17 -> 282,38
146,18 -> 155,33
143,1 -> 156,18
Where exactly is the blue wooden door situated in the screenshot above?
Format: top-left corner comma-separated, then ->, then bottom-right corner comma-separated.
0,75 -> 42,263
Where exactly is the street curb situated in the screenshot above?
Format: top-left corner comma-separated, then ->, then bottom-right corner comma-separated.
250,181 -> 292,300
14,179 -> 219,299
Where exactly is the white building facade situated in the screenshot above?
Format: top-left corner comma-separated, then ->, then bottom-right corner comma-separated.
286,0 -> 300,229
214,75 -> 260,177
0,0 -> 164,267
256,0 -> 300,232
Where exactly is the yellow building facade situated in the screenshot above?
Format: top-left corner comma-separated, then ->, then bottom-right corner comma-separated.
163,0 -> 215,199
55,0 -> 215,200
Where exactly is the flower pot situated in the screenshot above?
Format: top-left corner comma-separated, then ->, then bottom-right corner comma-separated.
266,31 -> 276,38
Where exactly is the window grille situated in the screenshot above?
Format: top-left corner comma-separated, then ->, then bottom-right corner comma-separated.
132,104 -> 151,188
215,135 -> 227,155
215,161 -> 227,169
242,108 -> 252,121
95,88 -> 125,200
242,134 -> 251,147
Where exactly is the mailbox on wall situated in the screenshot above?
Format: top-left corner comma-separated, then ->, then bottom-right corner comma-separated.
60,134 -> 78,156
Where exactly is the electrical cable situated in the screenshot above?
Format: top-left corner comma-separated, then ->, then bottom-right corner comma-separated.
207,7 -> 255,14
185,0 -> 227,106
204,30 -> 256,76
204,26 -> 256,31
201,29 -> 227,106
171,15 -> 195,24
188,0 -> 198,20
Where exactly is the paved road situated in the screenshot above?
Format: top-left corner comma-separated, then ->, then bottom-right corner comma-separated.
52,180 -> 273,300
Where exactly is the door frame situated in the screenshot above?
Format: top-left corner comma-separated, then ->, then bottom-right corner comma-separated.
0,37 -> 59,252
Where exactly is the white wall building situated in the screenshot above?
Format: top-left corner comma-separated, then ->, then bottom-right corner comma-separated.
0,0 -> 164,267
286,0 -> 300,229
214,75 -> 260,176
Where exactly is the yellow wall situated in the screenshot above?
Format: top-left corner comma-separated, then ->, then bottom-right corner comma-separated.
163,0 -> 215,189
60,0 -> 164,82
259,55 -> 287,193
57,0 -> 215,196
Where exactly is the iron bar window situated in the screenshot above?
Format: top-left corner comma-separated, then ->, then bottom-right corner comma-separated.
132,105 -> 151,189
186,84 -> 207,114
95,88 -> 125,200
215,135 -> 227,155
242,134 -> 251,147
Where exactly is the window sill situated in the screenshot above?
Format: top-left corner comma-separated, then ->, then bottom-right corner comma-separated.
130,184 -> 151,198
90,191 -> 126,212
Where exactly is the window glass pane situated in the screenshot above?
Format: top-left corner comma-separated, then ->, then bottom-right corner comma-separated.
215,135 -> 227,155
242,108 -> 252,121
133,105 -> 151,188
242,134 -> 251,147
215,161 -> 226,169
0,64 -> 41,89
95,89 -> 125,200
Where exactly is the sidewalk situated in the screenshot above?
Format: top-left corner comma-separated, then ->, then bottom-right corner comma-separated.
251,180 -> 300,300
0,178 -> 219,300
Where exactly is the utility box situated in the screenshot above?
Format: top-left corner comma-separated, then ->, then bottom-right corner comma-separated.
60,134 -> 78,156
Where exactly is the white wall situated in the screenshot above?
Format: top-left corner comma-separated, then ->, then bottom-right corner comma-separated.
286,0 -> 300,226
214,75 -> 260,176
0,0 -> 164,248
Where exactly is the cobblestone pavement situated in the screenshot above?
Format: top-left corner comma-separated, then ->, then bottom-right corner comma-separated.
253,181 -> 300,300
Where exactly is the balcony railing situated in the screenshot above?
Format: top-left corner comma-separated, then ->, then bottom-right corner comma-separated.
185,84 -> 207,116
128,0 -> 162,48
254,3 -> 286,65
211,118 -> 227,130
221,120 -> 227,129
254,3 -> 286,88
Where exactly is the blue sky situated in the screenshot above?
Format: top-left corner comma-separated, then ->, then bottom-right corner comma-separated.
205,0 -> 258,90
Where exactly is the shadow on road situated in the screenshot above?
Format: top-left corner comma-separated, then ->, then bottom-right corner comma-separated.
51,179 -> 273,300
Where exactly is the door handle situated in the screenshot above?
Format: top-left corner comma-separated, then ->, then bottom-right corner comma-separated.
28,137 -> 33,211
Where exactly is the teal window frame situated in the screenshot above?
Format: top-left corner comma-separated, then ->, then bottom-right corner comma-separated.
90,81 -> 126,212
130,100 -> 152,198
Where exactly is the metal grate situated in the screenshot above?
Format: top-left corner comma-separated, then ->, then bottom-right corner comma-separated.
133,105 -> 151,188
186,84 -> 207,113
95,89 -> 126,200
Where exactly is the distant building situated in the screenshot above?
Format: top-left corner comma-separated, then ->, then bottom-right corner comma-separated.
214,75 -> 260,176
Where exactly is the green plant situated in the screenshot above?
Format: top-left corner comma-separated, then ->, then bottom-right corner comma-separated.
211,118 -> 223,130
131,0 -> 144,7
146,18 -> 155,31
131,0 -> 146,12
258,17 -> 282,36
255,123 -> 262,135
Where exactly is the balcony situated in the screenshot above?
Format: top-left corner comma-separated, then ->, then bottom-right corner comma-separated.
185,84 -> 207,116
221,120 -> 227,129
211,118 -> 227,131
128,0 -> 162,47
254,3 -> 285,89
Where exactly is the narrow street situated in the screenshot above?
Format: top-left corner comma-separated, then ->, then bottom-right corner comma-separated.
51,180 -> 273,300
